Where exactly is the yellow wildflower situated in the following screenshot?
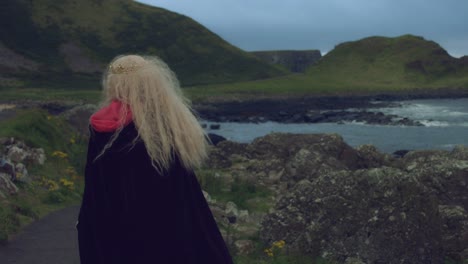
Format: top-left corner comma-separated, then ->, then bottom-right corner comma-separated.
264,248 -> 274,257
52,151 -> 68,159
59,178 -> 75,191
45,179 -> 59,191
273,240 -> 286,249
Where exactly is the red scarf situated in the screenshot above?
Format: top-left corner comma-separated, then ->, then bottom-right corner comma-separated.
90,100 -> 133,132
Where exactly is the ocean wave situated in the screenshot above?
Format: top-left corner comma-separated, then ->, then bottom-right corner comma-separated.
444,111 -> 468,117
342,120 -> 369,126
378,101 -> 468,124
419,120 -> 468,127
419,120 -> 451,127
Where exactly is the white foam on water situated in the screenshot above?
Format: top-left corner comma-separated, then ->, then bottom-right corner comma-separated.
440,144 -> 456,149
446,111 -> 468,117
342,120 -> 368,126
419,120 -> 451,127
377,99 -> 468,126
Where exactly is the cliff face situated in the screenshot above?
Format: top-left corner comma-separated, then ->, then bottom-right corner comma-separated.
251,50 -> 322,73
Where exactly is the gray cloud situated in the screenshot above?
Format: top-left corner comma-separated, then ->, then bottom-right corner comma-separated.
139,0 -> 468,57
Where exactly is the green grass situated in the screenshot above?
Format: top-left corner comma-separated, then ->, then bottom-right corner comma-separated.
196,169 -> 272,211
0,110 -> 87,243
2,33 -> 468,103
0,87 -> 101,103
184,35 -> 468,102
185,72 -> 468,102
194,171 -> 328,264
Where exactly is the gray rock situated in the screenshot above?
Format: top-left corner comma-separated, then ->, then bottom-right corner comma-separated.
15,163 -> 31,183
439,205 -> 468,262
260,168 -> 444,263
344,257 -> 366,264
0,172 -> 19,198
25,148 -> 46,165
225,201 -> 239,223
206,133 -> 468,262
238,210 -> 249,223
0,158 -> 16,181
251,50 -> 321,73
356,144 -> 395,168
234,239 -> 255,255
7,146 -> 26,163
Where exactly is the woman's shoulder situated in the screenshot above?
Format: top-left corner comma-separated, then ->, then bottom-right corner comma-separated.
87,122 -> 142,159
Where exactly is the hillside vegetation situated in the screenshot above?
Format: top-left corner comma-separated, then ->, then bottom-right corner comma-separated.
187,35 -> 468,101
0,110 -> 86,243
308,35 -> 468,89
0,0 -> 285,86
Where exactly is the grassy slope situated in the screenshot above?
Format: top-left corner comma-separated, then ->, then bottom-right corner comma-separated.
186,35 -> 468,101
307,35 -> 468,90
0,110 -> 86,243
0,0 -> 286,86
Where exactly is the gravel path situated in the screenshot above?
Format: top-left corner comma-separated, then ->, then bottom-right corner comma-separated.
0,205 -> 81,264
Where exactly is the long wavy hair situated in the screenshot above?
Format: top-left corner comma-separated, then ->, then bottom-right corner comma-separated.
98,54 -> 208,171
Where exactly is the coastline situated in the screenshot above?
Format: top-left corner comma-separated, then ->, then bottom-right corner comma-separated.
194,92 -> 468,125
2,89 -> 468,126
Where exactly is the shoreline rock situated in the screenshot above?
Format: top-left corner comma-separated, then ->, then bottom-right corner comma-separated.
195,97 -> 427,126
205,133 -> 468,263
4,93 -> 468,126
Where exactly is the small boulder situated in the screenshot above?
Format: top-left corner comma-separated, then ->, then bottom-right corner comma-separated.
14,163 -> 31,184
0,172 -> 19,198
25,148 -> 46,165
234,240 -> 255,255
225,201 -> 239,223
210,124 -> 221,130
7,146 -> 26,163
207,133 -> 226,146
0,158 -> 16,181
238,210 -> 249,223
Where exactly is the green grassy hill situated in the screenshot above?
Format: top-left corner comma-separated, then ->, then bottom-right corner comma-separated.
186,35 -> 468,101
307,35 -> 468,90
0,0 -> 286,86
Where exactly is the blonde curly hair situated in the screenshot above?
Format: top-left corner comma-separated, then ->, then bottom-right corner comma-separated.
99,54 -> 208,171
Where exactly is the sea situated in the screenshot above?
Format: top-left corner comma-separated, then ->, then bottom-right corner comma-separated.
203,98 -> 468,153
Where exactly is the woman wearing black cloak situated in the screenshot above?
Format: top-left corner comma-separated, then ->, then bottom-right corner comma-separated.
76,55 -> 233,263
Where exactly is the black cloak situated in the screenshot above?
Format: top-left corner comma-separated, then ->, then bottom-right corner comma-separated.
77,123 -> 233,264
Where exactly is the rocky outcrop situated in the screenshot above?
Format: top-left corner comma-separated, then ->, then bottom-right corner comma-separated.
251,50 -> 321,72
0,173 -> 19,198
196,98 -> 423,126
205,133 -> 468,263
0,138 -> 46,196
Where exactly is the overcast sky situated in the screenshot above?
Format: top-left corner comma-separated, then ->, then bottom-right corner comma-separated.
138,0 -> 468,57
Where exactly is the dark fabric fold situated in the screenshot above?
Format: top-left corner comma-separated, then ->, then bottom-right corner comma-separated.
77,122 -> 233,264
